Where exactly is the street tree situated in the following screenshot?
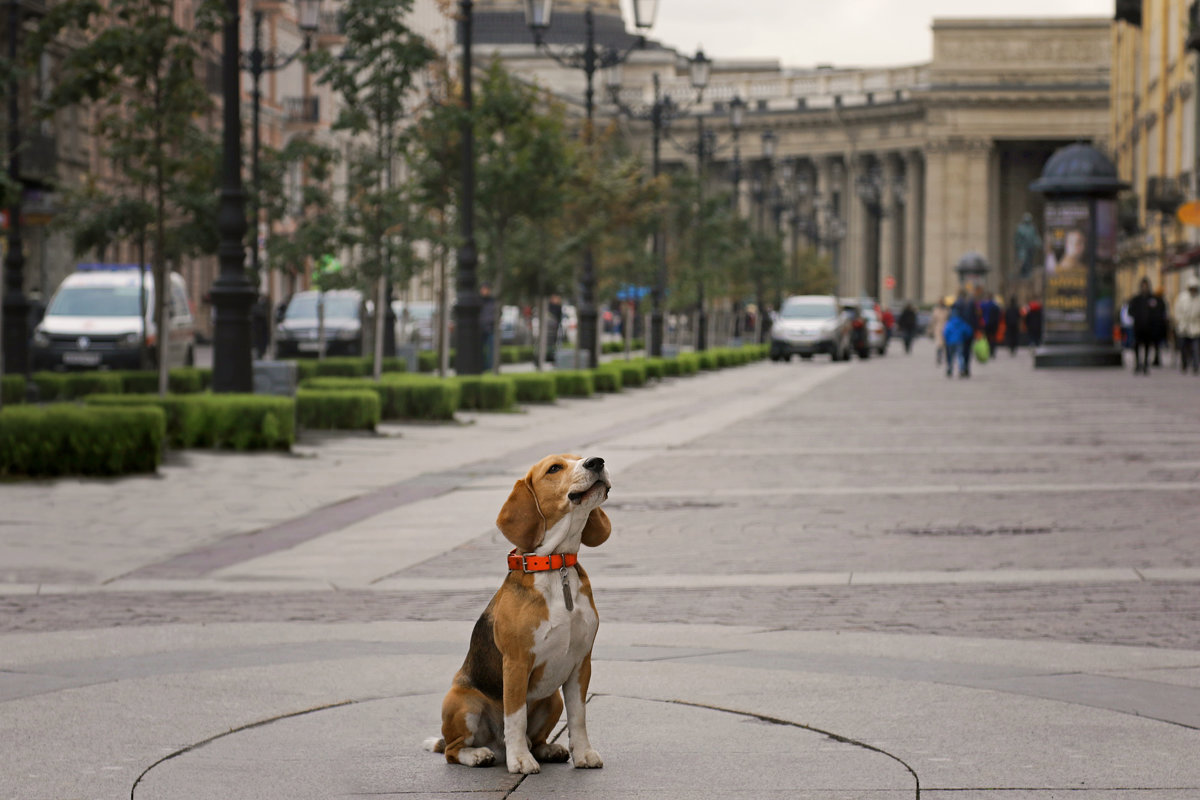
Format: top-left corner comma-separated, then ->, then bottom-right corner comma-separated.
471,62 -> 573,373
307,0 -> 436,378
47,0 -> 222,394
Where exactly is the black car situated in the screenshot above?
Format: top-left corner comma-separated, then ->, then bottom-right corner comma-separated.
274,289 -> 365,358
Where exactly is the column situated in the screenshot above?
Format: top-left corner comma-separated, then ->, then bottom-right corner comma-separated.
815,156 -> 840,293
843,153 -> 866,298
879,154 -> 900,307
922,141 -> 949,304
903,150 -> 924,304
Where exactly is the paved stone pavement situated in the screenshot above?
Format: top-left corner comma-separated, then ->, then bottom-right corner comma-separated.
2,340 -> 1199,799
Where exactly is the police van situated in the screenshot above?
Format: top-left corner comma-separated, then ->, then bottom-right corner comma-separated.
31,263 -> 197,371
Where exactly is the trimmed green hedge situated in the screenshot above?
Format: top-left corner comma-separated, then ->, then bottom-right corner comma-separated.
590,365 -> 623,393
33,371 -> 123,401
1,375 -> 25,404
613,361 -> 647,389
301,375 -> 460,421
553,370 -> 594,398
417,350 -> 440,372
511,373 -> 557,404
639,358 -> 666,380
114,368 -> 210,394
600,339 -> 644,354
674,353 -> 701,375
0,403 -> 165,477
84,393 -> 294,450
297,389 -> 379,431
455,375 -> 517,411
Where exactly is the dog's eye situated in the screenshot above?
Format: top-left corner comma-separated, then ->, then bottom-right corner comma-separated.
546,464 -> 563,474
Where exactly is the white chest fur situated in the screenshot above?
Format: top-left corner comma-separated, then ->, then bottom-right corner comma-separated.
527,568 -> 598,700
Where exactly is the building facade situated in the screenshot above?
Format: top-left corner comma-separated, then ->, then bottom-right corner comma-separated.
1111,0 -> 1200,304
476,4 -> 1112,306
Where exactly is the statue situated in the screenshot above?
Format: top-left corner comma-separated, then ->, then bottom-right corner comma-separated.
1014,212 -> 1042,279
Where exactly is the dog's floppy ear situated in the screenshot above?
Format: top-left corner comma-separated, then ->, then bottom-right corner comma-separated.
497,478 -> 544,552
580,507 -> 611,548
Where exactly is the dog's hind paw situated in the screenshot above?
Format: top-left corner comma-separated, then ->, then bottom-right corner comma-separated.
533,742 -> 570,763
572,748 -> 603,769
422,737 -> 445,754
455,746 -> 496,767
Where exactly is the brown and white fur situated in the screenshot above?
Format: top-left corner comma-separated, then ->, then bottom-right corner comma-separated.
424,454 -> 613,774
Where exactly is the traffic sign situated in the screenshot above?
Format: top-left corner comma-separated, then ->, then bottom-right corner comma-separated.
884,274 -> 896,290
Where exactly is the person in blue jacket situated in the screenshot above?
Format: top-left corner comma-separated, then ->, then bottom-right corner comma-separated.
943,290 -> 979,378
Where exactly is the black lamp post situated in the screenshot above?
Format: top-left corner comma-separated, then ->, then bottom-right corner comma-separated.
525,0 -> 658,368
453,0 -> 483,375
605,70 -> 676,357
210,0 -> 256,393
243,0 -> 320,287
2,0 -> 29,385
728,95 -> 745,212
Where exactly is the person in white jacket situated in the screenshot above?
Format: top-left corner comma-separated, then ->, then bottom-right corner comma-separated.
1173,274 -> 1200,374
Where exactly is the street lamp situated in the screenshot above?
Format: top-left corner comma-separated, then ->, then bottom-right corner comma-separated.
243,0 -> 321,289
2,0 -> 30,388
524,0 -> 658,368
728,95 -> 745,211
453,0 -> 484,375
211,0 -> 256,392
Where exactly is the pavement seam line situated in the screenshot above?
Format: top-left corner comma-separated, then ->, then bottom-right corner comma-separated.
128,698 -> 360,799
597,693 -> 922,799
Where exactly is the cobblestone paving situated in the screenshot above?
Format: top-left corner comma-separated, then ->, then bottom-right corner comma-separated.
4,581 -> 1197,650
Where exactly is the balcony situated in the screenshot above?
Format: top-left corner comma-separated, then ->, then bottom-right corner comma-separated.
1145,175 -> 1184,215
284,96 -> 320,124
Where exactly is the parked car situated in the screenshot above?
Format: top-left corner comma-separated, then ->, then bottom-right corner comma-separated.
769,295 -> 851,362
393,300 -> 437,350
862,306 -> 888,355
31,263 -> 196,371
499,305 -> 532,345
275,289 -> 364,358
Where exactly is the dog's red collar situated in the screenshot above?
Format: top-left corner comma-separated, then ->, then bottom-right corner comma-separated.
508,549 -> 578,573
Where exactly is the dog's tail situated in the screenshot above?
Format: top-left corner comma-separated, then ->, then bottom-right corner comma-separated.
423,736 -> 445,754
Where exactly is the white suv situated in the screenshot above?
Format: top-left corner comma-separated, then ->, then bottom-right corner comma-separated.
32,264 -> 196,371
769,295 -> 851,362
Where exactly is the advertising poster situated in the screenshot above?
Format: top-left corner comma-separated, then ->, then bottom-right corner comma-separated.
1043,201 -> 1091,337
1093,199 -> 1118,343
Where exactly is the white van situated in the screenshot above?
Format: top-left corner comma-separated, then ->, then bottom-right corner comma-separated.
31,264 -> 196,371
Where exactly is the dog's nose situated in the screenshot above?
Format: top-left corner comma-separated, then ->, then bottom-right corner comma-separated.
583,457 -> 605,473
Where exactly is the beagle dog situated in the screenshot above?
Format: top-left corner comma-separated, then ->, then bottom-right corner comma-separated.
425,454 -> 612,774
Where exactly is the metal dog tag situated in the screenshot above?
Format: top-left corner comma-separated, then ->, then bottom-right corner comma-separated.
560,567 -> 574,611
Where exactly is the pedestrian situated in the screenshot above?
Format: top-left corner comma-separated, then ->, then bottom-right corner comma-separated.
951,289 -> 982,377
1173,275 -> 1200,374
943,300 -> 974,378
1127,277 -> 1161,375
479,282 -> 497,370
898,302 -> 917,354
1004,295 -> 1021,356
930,297 -> 950,366
980,292 -> 1001,350
251,293 -> 270,360
1025,297 -> 1044,348
1150,286 -> 1169,368
546,292 -> 563,360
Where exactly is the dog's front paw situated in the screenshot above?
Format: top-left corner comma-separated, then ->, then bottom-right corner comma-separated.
572,748 -> 603,769
507,752 -> 541,774
533,742 -> 570,763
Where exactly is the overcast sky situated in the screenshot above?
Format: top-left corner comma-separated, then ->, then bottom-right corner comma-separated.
649,0 -> 1114,68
